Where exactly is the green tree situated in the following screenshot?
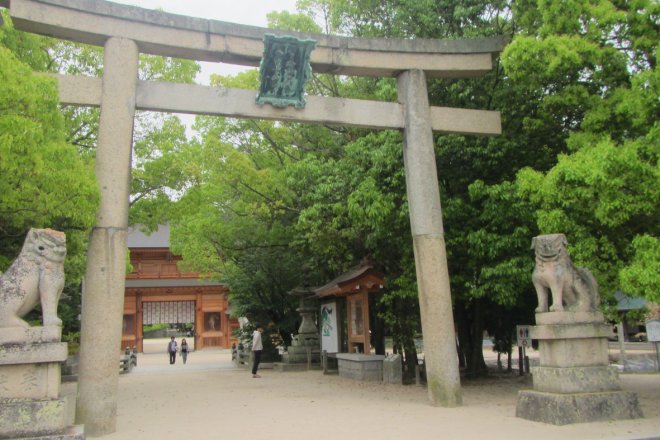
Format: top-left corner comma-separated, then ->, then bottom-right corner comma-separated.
1,11 -> 201,335
505,0 -> 659,305
0,45 -> 99,332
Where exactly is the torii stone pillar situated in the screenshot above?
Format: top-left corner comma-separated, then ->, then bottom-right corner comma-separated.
75,37 -> 138,436
398,70 -> 462,406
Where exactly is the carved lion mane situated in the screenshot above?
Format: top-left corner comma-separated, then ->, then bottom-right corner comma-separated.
0,228 -> 66,328
531,233 -> 600,313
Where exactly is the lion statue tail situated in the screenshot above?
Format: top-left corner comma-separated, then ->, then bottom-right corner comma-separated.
578,267 -> 600,310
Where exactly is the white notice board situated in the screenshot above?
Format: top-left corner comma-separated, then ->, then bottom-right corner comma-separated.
321,302 -> 339,353
647,319 -> 660,342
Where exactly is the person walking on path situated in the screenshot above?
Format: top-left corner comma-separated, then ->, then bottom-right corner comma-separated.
180,338 -> 189,364
251,324 -> 264,378
167,336 -> 178,365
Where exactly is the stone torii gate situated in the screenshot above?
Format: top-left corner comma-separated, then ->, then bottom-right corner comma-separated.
4,0 -> 506,435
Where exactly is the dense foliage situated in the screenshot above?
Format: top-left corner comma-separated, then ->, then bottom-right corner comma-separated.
2,1 -> 656,375
0,11 -> 198,335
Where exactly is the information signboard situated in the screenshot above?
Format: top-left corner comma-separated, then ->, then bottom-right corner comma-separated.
646,319 -> 660,342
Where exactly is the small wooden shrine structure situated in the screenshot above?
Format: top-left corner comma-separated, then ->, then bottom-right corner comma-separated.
121,225 -> 239,352
315,264 -> 385,354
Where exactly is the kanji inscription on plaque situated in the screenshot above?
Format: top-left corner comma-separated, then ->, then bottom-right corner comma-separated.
256,33 -> 316,109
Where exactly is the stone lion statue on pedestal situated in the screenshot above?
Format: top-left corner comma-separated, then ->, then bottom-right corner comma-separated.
0,228 -> 66,328
531,233 -> 600,313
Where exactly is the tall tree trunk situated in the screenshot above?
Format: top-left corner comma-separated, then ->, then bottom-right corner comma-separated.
455,298 -> 489,378
469,298 -> 488,377
371,295 -> 385,355
454,300 -> 468,369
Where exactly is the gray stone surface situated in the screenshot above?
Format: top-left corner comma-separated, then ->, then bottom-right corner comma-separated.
0,326 -> 61,345
531,234 -> 600,313
0,342 -> 67,399
398,69 -> 462,407
382,354 -> 403,384
536,332 -> 609,368
516,390 -> 643,425
517,288 -> 642,425
75,37 -> 138,438
10,0 -> 507,78
337,354 -> 385,382
0,397 -> 68,438
272,363 -> 310,372
531,322 -> 612,340
0,228 -> 66,329
530,366 -> 620,394
57,75 -> 502,135
0,341 -> 67,366
535,311 -> 604,325
17,425 -> 85,440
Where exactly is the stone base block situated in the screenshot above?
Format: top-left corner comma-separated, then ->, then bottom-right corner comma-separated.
516,390 -> 643,425
0,327 -> 62,345
0,362 -> 62,399
281,348 -> 320,364
537,335 -> 609,368
0,397 -> 67,439
336,354 -> 385,382
272,362 -> 309,372
535,311 -> 604,325
383,354 -> 402,384
0,342 -> 68,366
15,425 -> 84,440
531,366 -> 620,394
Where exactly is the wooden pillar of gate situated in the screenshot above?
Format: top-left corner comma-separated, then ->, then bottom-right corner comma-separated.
76,37 -> 138,436
195,293 -> 204,350
398,69 -> 462,407
136,294 -> 144,353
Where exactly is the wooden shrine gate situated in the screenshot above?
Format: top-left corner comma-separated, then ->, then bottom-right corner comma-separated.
122,294 -> 239,353
5,0 -> 506,435
121,228 -> 239,352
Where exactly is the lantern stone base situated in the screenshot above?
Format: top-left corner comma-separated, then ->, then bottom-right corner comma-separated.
272,362 -> 310,372
277,331 -> 320,366
516,389 -> 643,425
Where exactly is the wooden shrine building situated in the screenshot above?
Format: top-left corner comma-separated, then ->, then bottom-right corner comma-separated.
121,225 -> 239,352
315,264 -> 385,354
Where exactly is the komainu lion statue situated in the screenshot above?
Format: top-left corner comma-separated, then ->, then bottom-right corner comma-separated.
531,233 -> 600,313
0,228 -> 66,328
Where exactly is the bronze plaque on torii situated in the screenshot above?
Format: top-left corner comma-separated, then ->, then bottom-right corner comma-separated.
256,33 -> 316,109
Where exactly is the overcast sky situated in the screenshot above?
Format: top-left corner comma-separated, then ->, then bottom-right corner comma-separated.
113,0 -> 299,81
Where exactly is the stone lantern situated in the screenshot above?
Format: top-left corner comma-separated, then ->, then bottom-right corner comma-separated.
273,280 -> 321,370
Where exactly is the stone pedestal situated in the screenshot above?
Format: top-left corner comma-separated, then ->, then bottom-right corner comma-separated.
336,353 -> 385,382
279,332 -> 320,365
382,354 -> 403,384
0,327 -> 84,439
273,284 -> 321,371
516,312 -> 643,425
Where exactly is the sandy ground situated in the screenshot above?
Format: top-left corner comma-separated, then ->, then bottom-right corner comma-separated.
69,339 -> 660,440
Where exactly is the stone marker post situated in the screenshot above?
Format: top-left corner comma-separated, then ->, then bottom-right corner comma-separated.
76,37 -> 138,437
397,69 -> 462,407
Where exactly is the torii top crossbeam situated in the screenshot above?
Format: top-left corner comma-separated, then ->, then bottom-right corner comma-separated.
3,0 -> 505,135
5,0 -> 507,78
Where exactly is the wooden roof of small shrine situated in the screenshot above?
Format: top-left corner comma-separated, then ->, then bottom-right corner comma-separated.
314,265 -> 385,298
